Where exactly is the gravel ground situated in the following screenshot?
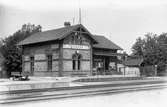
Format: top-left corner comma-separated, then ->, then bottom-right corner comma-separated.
2,88 -> 167,107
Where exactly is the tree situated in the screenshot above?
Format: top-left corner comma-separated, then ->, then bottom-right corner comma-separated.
131,37 -> 145,57
157,33 -> 167,75
0,23 -> 42,77
131,33 -> 167,76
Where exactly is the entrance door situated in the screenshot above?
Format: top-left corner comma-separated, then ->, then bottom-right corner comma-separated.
93,58 -> 104,75
105,57 -> 110,70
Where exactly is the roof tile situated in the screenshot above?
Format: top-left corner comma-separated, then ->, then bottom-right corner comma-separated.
18,24 -> 80,45
18,24 -> 122,50
93,35 -> 122,50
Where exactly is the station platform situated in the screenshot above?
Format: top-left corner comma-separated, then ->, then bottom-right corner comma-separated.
0,75 -> 166,92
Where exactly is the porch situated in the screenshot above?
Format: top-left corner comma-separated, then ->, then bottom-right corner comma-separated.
92,52 -> 122,75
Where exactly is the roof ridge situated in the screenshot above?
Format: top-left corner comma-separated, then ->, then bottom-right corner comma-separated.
18,24 -> 98,46
40,24 -> 81,33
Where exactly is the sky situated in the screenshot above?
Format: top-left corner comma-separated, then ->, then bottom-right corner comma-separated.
0,0 -> 167,54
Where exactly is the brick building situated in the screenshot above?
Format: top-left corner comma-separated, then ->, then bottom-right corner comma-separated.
18,23 -> 122,77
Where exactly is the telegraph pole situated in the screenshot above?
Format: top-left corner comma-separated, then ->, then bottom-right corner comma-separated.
79,8 -> 81,24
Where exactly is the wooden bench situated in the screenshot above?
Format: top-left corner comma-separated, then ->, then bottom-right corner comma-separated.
11,72 -> 29,81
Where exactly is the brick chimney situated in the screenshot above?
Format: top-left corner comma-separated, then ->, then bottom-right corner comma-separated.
64,22 -> 71,27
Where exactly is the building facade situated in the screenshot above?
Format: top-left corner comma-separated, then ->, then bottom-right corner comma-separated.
19,24 -> 122,77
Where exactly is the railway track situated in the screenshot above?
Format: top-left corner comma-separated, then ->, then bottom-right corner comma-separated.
0,80 -> 166,104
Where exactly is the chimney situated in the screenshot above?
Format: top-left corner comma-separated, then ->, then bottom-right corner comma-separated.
64,22 -> 71,27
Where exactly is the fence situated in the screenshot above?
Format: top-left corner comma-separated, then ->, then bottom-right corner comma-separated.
140,65 -> 155,76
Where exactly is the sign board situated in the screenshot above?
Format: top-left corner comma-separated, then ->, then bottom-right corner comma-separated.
63,44 -> 90,50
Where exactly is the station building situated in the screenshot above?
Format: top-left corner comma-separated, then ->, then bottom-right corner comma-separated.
18,23 -> 123,77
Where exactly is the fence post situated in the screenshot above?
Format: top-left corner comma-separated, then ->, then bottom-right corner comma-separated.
155,65 -> 157,76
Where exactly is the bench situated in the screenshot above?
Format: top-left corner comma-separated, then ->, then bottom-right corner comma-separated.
11,72 -> 29,81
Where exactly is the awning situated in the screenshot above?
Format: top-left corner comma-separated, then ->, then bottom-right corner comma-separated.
93,52 -> 123,57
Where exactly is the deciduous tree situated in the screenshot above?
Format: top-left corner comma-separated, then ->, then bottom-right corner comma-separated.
132,33 -> 167,76
0,23 -> 42,77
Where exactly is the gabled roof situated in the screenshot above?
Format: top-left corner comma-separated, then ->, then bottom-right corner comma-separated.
93,51 -> 123,56
18,24 -> 122,50
93,35 -> 122,50
124,58 -> 143,67
18,24 -> 97,46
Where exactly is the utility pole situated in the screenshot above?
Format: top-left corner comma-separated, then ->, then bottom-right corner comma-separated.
79,8 -> 81,24
73,17 -> 75,25
155,65 -> 157,76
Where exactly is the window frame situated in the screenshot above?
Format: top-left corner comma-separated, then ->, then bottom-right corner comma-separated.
72,53 -> 82,71
30,56 -> 34,72
47,54 -> 53,71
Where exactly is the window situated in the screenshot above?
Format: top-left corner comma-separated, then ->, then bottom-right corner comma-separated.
72,36 -> 75,44
72,53 -> 82,70
78,55 -> 81,70
73,60 -> 76,70
47,55 -> 52,71
30,56 -> 34,72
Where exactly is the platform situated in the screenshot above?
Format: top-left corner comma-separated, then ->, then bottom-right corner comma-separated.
0,76 -> 166,92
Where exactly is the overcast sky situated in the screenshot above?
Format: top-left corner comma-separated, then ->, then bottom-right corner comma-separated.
0,0 -> 167,54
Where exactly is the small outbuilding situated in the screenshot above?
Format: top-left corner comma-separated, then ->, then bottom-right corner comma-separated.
123,57 -> 144,76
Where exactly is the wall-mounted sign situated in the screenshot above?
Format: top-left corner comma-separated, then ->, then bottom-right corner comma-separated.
63,44 -> 90,49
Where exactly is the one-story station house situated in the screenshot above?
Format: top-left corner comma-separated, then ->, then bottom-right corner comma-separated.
123,57 -> 143,76
18,23 -> 123,77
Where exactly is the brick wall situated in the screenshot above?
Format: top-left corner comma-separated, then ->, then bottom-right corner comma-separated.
34,54 -> 46,60
24,62 -> 30,72
63,61 -> 72,71
23,43 -> 60,75
34,62 -> 47,71
61,71 -> 91,76
34,72 -> 59,77
81,61 -> 90,70
52,61 -> 59,71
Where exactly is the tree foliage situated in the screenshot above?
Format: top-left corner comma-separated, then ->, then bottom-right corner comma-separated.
132,33 -> 167,75
0,23 -> 42,77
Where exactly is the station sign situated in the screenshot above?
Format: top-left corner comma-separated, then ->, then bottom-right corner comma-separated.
63,44 -> 90,49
